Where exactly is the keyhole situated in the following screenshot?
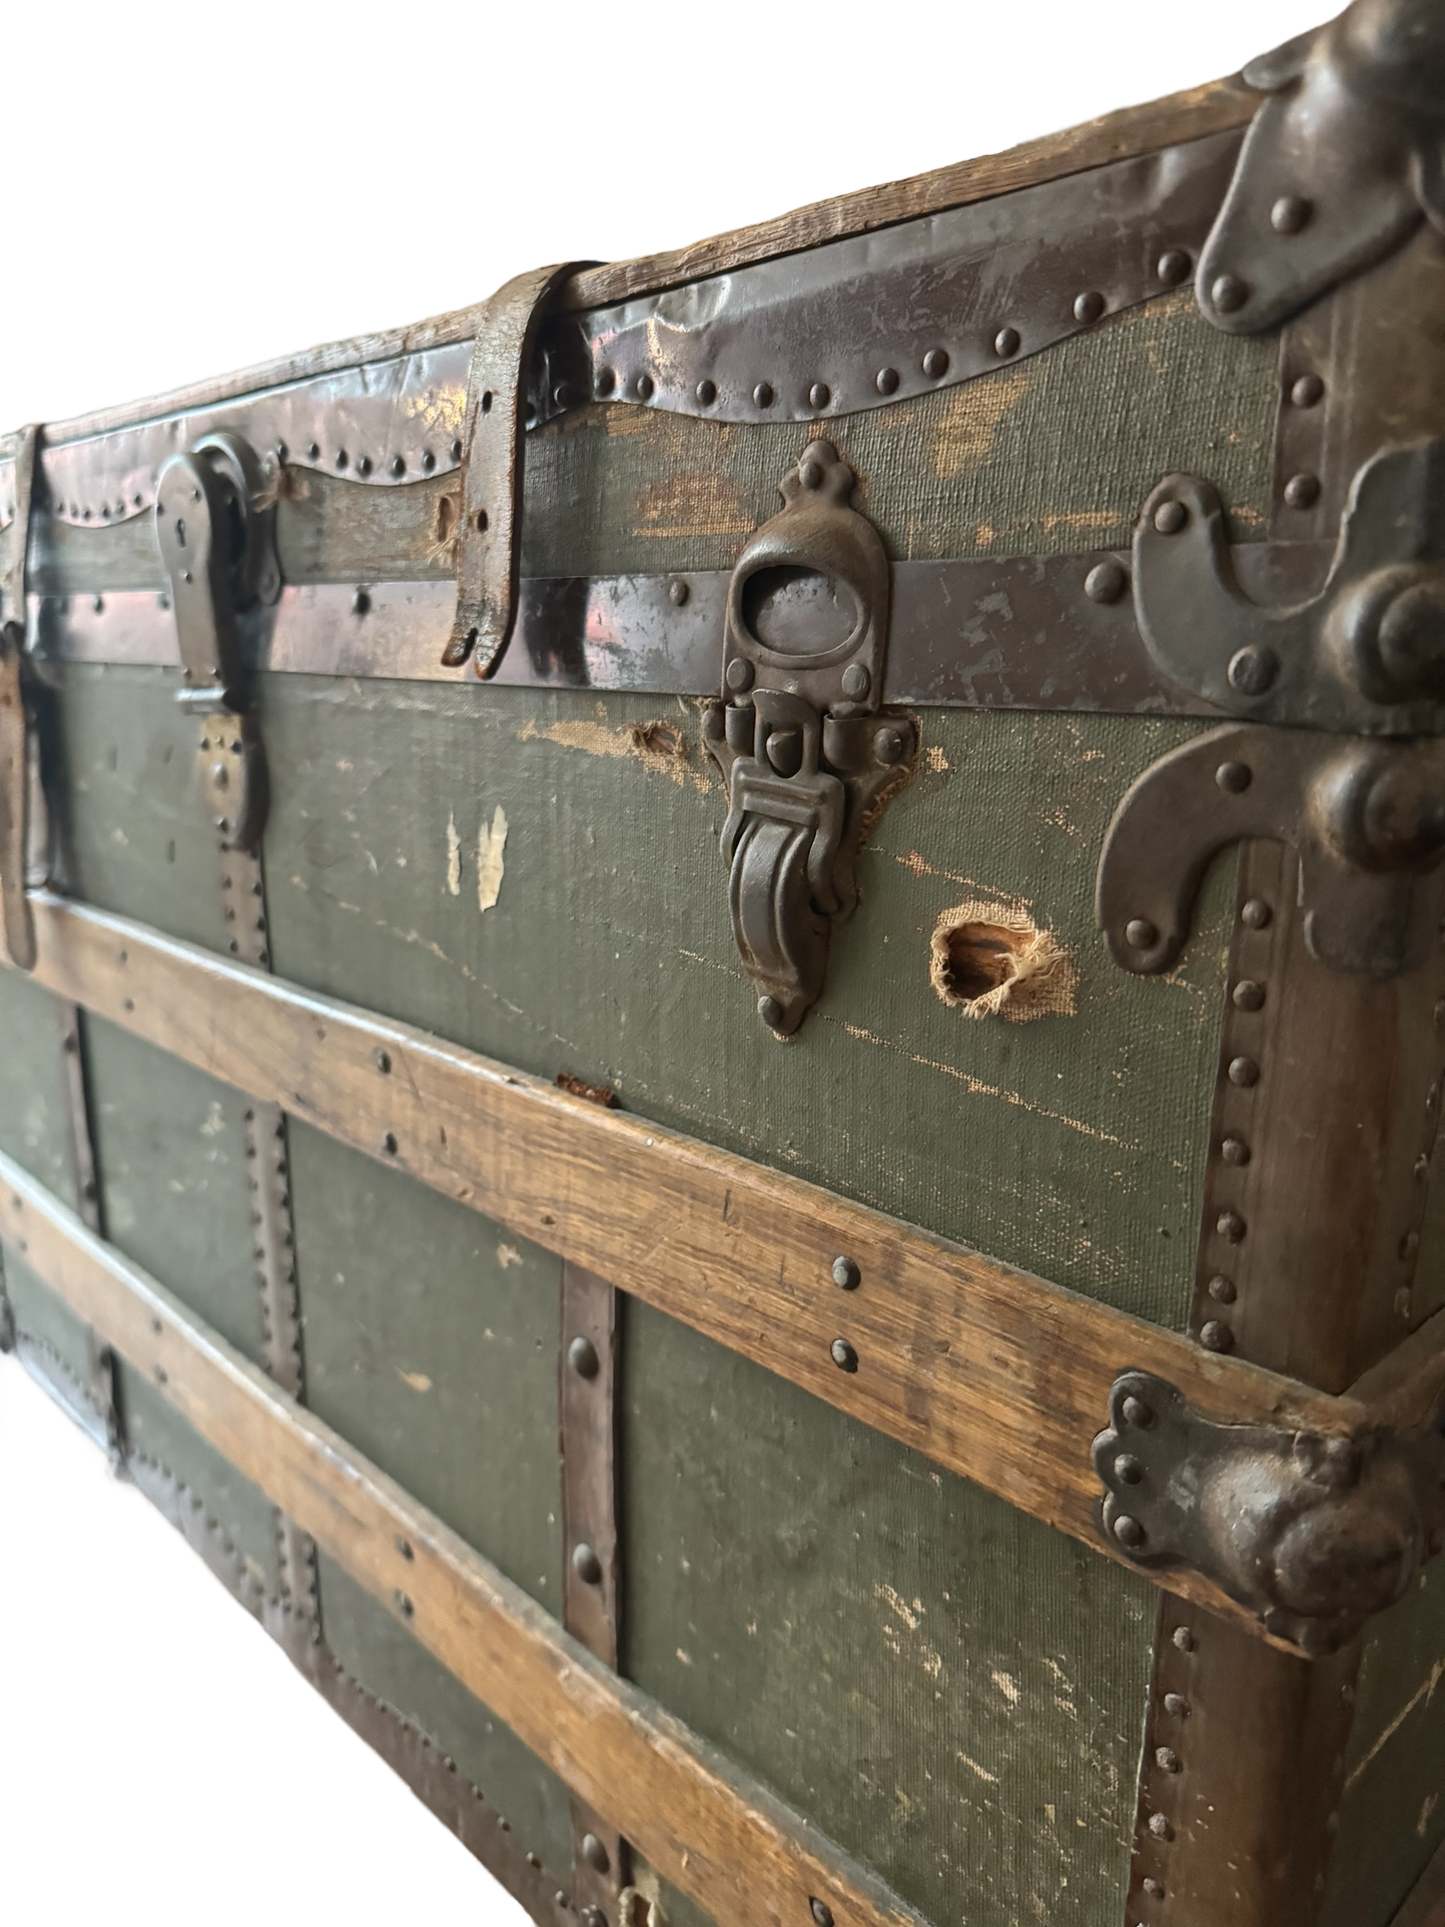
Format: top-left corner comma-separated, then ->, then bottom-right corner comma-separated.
174,516 -> 187,549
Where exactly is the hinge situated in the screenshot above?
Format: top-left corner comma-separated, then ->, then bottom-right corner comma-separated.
702,440 -> 914,1035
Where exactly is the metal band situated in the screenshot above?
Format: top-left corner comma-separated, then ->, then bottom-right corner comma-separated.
0,427 -> 38,971
54,999 -> 122,1466
445,264 -> 588,674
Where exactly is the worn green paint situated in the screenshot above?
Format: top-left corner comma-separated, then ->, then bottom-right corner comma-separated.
1320,1565 -> 1445,1927
316,1551 -> 576,1879
0,961 -> 80,1210
5,1253 -> 96,1395
623,1300 -> 1155,1927
288,1118 -> 564,1606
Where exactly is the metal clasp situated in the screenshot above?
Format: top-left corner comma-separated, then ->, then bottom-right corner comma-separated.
154,433 -> 279,852
703,441 -> 913,1035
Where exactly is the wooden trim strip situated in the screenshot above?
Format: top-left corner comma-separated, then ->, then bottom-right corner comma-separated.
0,1149 -> 923,1927
15,891 -> 1430,1634
37,79 -> 1256,449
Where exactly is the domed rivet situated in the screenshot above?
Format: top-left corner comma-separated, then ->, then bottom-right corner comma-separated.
380,1130 -> 398,1155
668,578 -> 690,607
1085,560 -> 1128,604
1115,1453 -> 1145,1485
1241,898 -> 1272,929
1155,1747 -> 1182,1773
1232,979 -> 1265,1012
1220,1136 -> 1250,1167
693,377 -> 717,406
582,1834 -> 611,1874
875,366 -> 900,396
636,373 -> 655,401
1211,274 -> 1250,314
1283,472 -> 1321,509
1228,645 -> 1279,696
1157,249 -> 1191,286
572,1542 -> 603,1585
753,381 -> 775,408
595,367 -> 617,397
373,1048 -> 391,1074
335,449 -> 349,469
993,326 -> 1021,358
421,451 -> 436,472
725,657 -> 754,694
552,382 -> 575,409
1143,1878 -> 1167,1899
1125,918 -> 1158,950
567,1335 -> 600,1379
758,994 -> 784,1028
1114,1514 -> 1146,1549
841,663 -> 870,699
355,455 -> 373,476
1208,1273 -> 1238,1303
874,726 -> 906,765
389,454 -> 406,477
809,381 -> 831,410
1228,1056 -> 1260,1088
1200,1319 -> 1235,1352
450,439 -> 463,460
1271,195 -> 1312,234
922,348 -> 950,380
810,1902 -> 834,1927
832,1256 -> 861,1290
1173,1626 -> 1196,1653
1073,290 -> 1105,324
1216,1210 -> 1246,1243
830,1337 -> 859,1372
1148,1813 -> 1173,1840
1154,499 -> 1188,535
1291,373 -> 1324,408
1121,1395 -> 1154,1429
352,588 -> 371,616
1216,761 -> 1252,793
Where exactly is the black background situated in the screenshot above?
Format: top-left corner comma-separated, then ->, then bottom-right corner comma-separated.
2,7 -> 1310,1911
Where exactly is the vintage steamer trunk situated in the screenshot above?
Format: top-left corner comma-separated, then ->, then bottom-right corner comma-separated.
7,3 -> 1445,1921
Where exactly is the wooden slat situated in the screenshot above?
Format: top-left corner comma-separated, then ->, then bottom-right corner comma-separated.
0,1151 -> 920,1927
10,893 -> 1393,1623
39,79 -> 1256,448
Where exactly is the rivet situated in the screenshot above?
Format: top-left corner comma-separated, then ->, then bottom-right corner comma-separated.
572,1542 -> 603,1585
695,378 -> 716,406
1085,560 -> 1129,605
450,439 -> 463,460
1115,1453 -> 1144,1485
874,725 -> 907,765
1401,1229 -> 1421,1261
1121,1395 -> 1154,1429
568,1334 -> 601,1379
668,578 -> 690,607
1200,1319 -> 1234,1353
352,587 -> 371,616
1113,1514 -> 1146,1549
1227,644 -> 1278,696
1153,499 -> 1188,535
395,1590 -> 414,1618
1211,273 -> 1250,314
1228,1056 -> 1260,1088
335,449 -> 349,469
832,1255 -> 861,1289
1271,194 -> 1312,234
1210,1274 -> 1238,1302
579,1909 -> 607,1927
1147,1813 -> 1173,1840
840,663 -> 870,699
810,1902 -> 834,1927
1291,373 -> 1324,409
581,1833 -> 611,1874
1240,898 -> 1272,930
1164,1693 -> 1190,1718
753,381 -> 775,408
380,1130 -> 399,1155
875,367 -> 900,396
635,373 -> 655,401
830,1336 -> 859,1373
1125,918 -> 1158,950
725,657 -> 754,693
808,382 -> 831,410
1172,1625 -> 1196,1653
421,451 -> 436,472
374,1048 -> 391,1074
355,455 -> 373,476
553,382 -> 575,409
1155,1746 -> 1182,1773
1232,978 -> 1265,1012
154,1364 -> 168,1385
1283,472 -> 1321,509
758,994 -> 784,1029
389,455 -> 406,477
922,348 -> 950,380
993,326 -> 1020,358
1216,1210 -> 1246,1243
595,368 -> 617,397
1073,290 -> 1105,325
1157,249 -> 1191,285
1143,1878 -> 1167,1899
307,441 -> 321,460
1215,761 -> 1252,793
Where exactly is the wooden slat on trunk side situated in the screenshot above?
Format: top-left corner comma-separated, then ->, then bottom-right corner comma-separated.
0,1149 -> 924,1927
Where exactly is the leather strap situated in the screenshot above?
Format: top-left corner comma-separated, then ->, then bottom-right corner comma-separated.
445,263 -> 587,675
0,425 -> 38,969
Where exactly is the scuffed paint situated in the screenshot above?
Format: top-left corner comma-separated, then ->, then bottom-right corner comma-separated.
445,813 -> 461,896
477,806 -> 508,912
397,1369 -> 432,1393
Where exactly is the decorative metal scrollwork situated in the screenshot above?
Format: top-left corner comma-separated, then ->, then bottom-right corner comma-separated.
702,441 -> 914,1035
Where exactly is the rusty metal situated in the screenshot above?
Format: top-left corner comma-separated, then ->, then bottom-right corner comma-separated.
703,442 -> 913,1035
561,1262 -> 629,1923
1198,0 -> 1445,336
445,264 -> 589,674
1094,1367 -> 1445,1655
1096,722 -> 1445,980
1132,440 -> 1445,734
531,132 -> 1241,427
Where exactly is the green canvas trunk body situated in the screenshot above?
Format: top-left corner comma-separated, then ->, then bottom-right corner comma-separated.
5,10 -> 1445,1926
